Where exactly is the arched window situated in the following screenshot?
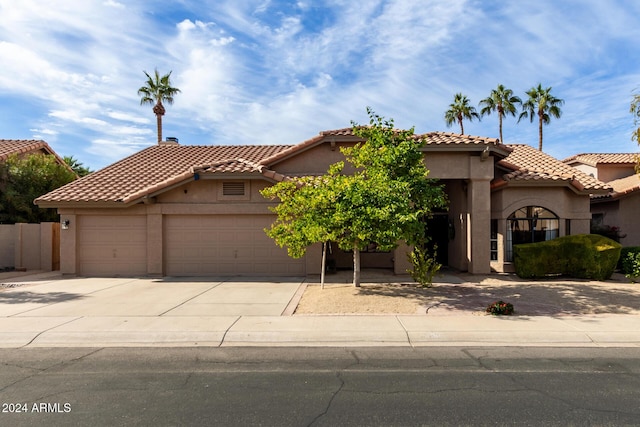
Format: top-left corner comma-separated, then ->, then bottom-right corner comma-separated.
506,206 -> 559,261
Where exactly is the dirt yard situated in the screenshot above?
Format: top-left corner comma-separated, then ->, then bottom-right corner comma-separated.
294,270 -> 640,316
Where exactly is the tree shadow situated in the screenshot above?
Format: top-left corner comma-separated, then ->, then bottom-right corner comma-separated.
355,279 -> 640,317
0,290 -> 84,305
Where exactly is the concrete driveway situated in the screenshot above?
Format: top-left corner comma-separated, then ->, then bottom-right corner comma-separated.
0,274 -> 304,317
0,273 -> 305,347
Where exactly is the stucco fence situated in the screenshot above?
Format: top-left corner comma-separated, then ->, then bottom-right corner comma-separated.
0,223 -> 60,272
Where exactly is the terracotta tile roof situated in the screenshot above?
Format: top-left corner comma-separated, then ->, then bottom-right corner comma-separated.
421,131 -> 500,146
261,128 -> 512,166
36,144 -> 292,206
592,174 -> 640,200
563,153 -> 639,166
0,139 -> 56,161
496,145 -> 611,192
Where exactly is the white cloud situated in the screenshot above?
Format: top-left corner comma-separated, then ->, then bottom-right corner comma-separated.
0,0 -> 639,170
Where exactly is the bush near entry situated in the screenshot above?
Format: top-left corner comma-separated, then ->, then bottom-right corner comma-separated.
620,247 -> 640,282
619,247 -> 640,269
513,234 -> 621,281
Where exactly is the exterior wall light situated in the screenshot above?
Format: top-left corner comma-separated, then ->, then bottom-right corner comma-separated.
62,220 -> 70,230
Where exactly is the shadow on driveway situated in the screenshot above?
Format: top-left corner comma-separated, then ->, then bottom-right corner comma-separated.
0,290 -> 85,305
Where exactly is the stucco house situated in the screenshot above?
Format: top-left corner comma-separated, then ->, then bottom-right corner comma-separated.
0,139 -> 68,164
35,130 -> 611,277
564,153 -> 640,246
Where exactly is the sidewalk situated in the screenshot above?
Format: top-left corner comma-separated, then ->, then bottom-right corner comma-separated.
1,271 -> 639,348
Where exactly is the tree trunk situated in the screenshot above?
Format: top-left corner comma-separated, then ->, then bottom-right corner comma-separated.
153,102 -> 165,144
353,244 -> 361,287
156,114 -> 163,144
321,241 -> 327,290
499,114 -> 503,142
538,116 -> 543,151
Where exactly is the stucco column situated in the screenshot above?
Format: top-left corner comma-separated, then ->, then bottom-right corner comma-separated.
467,156 -> 493,274
146,212 -> 163,276
59,213 -> 77,275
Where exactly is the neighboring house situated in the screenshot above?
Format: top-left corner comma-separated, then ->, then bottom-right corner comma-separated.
0,139 -> 68,164
564,153 -> 640,246
35,132 -> 610,277
563,153 -> 637,182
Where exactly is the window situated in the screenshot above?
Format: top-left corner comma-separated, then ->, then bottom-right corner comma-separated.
506,206 -> 559,262
490,219 -> 498,261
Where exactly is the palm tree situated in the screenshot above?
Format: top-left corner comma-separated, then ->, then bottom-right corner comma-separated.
479,84 -> 522,142
138,69 -> 181,144
444,93 -> 480,134
518,84 -> 564,151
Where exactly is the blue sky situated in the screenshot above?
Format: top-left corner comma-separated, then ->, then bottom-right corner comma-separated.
1,0 -> 639,171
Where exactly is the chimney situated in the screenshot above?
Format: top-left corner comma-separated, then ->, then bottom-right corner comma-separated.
160,137 -> 179,145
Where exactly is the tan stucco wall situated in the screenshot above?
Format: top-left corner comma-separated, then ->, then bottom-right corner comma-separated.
424,152 -> 479,179
619,194 -> 640,246
0,225 -> 14,268
272,141 -> 358,175
597,164 -> 637,182
593,194 -> 640,247
0,223 -> 56,271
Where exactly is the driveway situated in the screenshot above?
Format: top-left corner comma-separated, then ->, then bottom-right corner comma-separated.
0,274 -> 304,317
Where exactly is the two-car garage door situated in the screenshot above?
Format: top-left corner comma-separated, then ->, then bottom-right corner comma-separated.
164,215 -> 305,276
77,215 -> 304,277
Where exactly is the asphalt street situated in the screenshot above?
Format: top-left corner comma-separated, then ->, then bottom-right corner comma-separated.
1,346 -> 640,426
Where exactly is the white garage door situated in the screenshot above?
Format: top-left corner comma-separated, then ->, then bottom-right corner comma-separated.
165,215 -> 305,276
78,216 -> 147,276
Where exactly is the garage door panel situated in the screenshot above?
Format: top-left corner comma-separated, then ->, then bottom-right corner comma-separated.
165,215 -> 304,276
78,216 -> 147,276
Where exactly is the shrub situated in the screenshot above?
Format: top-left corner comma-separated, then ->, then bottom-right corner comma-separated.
407,244 -> 441,288
486,301 -> 514,315
618,246 -> 640,270
621,251 -> 640,283
513,234 -> 621,280
591,222 -> 626,242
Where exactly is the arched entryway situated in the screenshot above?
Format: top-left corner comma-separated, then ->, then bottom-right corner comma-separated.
506,206 -> 559,261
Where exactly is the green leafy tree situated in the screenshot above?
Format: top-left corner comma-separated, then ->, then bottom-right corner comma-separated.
518,84 -> 564,151
138,69 -> 181,144
444,93 -> 480,134
479,84 -> 522,142
0,154 -> 77,223
64,155 -> 92,177
262,108 -> 447,287
629,92 -> 640,173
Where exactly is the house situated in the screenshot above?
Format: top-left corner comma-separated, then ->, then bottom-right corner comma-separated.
35,131 -> 611,277
0,139 -> 69,164
564,153 -> 640,246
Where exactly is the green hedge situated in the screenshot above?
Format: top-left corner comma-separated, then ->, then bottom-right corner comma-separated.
513,234 -> 622,280
618,246 -> 640,270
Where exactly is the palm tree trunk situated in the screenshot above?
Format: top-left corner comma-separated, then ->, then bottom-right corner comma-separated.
538,116 -> 543,151
499,114 -> 503,142
156,114 -> 162,144
353,244 -> 361,287
459,119 -> 464,135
